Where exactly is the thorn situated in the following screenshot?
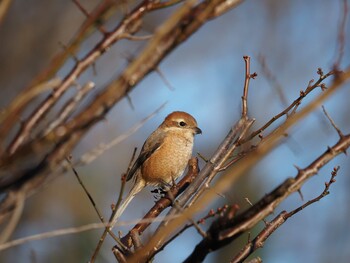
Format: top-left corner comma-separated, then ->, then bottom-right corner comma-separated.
245,197 -> 253,206
327,146 -> 335,154
293,164 -> 302,172
126,94 -> 135,110
297,189 -> 304,201
92,62 -> 97,76
263,219 -> 270,227
197,152 -> 209,162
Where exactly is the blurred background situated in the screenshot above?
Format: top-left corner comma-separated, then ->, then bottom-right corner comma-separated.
0,0 -> 349,262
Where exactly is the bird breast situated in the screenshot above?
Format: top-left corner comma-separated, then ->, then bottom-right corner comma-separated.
141,132 -> 194,186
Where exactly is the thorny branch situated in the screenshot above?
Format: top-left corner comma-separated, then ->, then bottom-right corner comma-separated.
244,69 -> 337,142
184,132 -> 348,262
231,166 -> 340,263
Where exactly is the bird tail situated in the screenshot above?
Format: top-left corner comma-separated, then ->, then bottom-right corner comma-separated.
109,177 -> 146,230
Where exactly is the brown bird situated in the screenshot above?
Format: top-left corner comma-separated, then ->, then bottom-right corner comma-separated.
109,111 -> 201,229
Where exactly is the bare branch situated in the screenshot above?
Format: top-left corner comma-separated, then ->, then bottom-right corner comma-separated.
242,55 -> 256,119
231,166 -> 339,262
0,191 -> 25,244
43,81 -> 95,136
245,69 -> 337,142
0,0 -> 12,25
322,105 -> 344,138
334,0 -> 348,68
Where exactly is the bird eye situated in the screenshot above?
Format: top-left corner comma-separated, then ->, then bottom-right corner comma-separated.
179,121 -> 187,127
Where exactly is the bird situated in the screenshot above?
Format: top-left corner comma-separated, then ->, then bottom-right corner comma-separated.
109,111 -> 202,230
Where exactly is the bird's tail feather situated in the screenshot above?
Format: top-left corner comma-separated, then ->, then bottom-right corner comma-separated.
109,178 -> 146,230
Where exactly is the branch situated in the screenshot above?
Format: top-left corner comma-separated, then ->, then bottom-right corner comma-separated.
185,137 -> 346,261
244,69 -> 337,142
231,166 -> 339,263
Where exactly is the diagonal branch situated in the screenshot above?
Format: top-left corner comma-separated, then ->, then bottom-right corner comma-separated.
185,134 -> 348,262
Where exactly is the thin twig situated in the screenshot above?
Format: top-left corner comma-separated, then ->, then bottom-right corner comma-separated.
0,222 -> 109,251
121,33 -> 153,41
155,67 -> 175,91
58,41 -> 79,63
155,205 -> 233,257
72,0 -> 107,34
66,157 -> 105,225
43,81 -> 95,136
334,0 -> 348,68
0,78 -> 61,127
0,214 -> 193,252
287,166 -> 339,217
258,54 -> 288,108
322,105 -> 344,138
241,56 -> 251,119
90,148 -> 138,262
0,191 -> 25,244
171,198 -> 207,238
147,0 -> 184,11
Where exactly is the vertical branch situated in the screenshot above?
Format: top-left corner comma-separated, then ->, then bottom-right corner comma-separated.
334,0 -> 348,68
241,56 -> 251,119
241,56 -> 257,120
0,0 -> 12,25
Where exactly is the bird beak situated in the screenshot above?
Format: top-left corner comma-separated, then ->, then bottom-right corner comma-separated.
194,127 -> 202,135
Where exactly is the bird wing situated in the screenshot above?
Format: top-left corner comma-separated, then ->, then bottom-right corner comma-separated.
125,129 -> 165,181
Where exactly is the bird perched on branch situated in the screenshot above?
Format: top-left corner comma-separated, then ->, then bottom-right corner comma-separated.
109,111 -> 202,229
